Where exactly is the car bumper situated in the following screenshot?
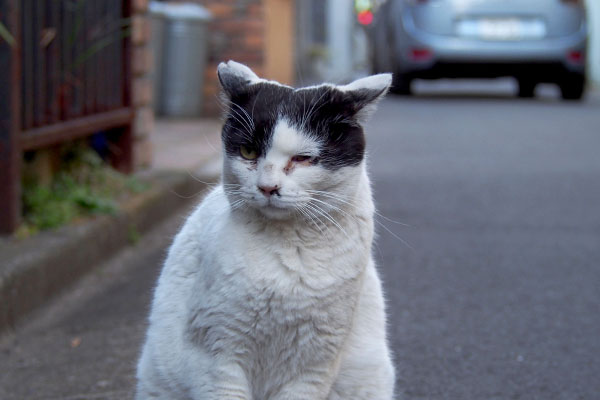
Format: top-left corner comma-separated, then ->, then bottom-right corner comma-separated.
395,11 -> 588,76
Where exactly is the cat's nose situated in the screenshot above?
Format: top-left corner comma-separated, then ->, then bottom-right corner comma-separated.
258,184 -> 280,197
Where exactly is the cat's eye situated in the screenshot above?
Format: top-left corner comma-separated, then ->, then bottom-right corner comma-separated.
291,155 -> 311,163
240,145 -> 258,160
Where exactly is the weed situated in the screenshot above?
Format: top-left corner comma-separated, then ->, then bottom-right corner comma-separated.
127,224 -> 141,245
20,145 -> 149,236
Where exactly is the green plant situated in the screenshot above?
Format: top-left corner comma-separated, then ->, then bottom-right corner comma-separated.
127,224 -> 141,245
20,144 -> 149,235
0,21 -> 15,46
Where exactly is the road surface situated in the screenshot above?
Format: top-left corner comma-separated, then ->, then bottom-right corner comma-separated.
2,81 -> 599,399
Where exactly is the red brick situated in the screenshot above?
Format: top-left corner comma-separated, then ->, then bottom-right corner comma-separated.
132,15 -> 151,45
244,33 -> 263,50
205,3 -> 234,18
133,77 -> 153,107
219,18 -> 264,35
134,106 -> 154,139
134,137 -> 153,169
133,0 -> 149,13
132,46 -> 152,75
220,51 -> 263,64
247,3 -> 263,17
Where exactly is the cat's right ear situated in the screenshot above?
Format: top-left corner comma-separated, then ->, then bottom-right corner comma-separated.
217,60 -> 261,98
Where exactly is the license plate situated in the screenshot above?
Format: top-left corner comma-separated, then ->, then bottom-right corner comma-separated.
456,18 -> 547,41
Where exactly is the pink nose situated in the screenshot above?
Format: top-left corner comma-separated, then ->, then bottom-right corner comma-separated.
258,185 -> 280,197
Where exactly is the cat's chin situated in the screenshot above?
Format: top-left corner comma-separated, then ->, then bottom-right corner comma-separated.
255,204 -> 295,220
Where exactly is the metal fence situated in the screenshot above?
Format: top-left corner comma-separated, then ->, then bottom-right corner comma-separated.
0,0 -> 134,233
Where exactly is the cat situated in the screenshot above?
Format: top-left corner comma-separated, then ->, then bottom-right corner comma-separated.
136,61 -> 395,400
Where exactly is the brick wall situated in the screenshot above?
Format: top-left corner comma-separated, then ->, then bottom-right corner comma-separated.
131,0 -> 154,169
192,0 -> 266,116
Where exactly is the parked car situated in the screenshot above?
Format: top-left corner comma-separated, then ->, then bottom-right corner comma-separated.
369,0 -> 588,100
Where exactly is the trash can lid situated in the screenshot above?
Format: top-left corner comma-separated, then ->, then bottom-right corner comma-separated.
149,1 -> 168,16
160,3 -> 212,21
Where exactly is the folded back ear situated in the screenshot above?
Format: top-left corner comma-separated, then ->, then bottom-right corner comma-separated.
217,60 -> 261,98
337,73 -> 392,123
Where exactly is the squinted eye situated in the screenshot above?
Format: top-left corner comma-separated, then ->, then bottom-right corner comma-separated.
240,145 -> 258,160
291,155 -> 311,163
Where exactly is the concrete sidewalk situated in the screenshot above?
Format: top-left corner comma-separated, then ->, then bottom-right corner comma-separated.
151,118 -> 222,173
0,118 -> 223,333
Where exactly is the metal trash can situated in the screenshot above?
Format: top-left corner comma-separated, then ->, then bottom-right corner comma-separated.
159,3 -> 212,117
149,1 -> 168,114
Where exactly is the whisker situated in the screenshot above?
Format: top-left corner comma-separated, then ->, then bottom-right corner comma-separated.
374,219 -> 414,250
228,105 -> 254,135
230,101 -> 255,130
296,205 -> 325,235
375,212 -> 411,227
307,196 -> 359,226
306,189 -> 411,227
168,188 -> 206,200
307,201 -> 350,239
186,171 -> 222,186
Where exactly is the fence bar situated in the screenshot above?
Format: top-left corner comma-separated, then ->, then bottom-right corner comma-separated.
21,0 -> 33,130
20,108 -> 133,151
0,0 -> 22,233
114,0 -> 134,173
45,0 -> 60,124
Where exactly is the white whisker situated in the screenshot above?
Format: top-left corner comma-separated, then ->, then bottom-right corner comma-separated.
374,219 -> 414,250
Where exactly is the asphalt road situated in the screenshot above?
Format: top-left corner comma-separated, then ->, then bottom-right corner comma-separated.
370,82 -> 600,400
1,82 -> 599,399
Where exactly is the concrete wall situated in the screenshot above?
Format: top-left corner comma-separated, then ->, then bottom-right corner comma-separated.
265,0 -> 295,85
586,0 -> 600,85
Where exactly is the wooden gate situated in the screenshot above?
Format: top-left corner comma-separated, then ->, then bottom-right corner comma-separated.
0,0 -> 134,233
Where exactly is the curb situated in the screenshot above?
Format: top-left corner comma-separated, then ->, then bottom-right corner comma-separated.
0,165 -> 220,333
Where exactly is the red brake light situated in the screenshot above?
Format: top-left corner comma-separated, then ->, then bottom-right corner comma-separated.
567,50 -> 584,63
357,10 -> 374,25
409,48 -> 433,61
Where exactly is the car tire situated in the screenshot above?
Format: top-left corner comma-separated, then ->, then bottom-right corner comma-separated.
517,79 -> 536,98
391,73 -> 412,95
559,73 -> 585,101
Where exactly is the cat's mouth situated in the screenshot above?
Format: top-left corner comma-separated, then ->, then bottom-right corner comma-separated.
254,196 -> 297,219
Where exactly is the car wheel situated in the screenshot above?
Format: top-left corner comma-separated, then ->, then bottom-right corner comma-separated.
517,79 -> 536,98
391,73 -> 412,95
559,73 -> 585,101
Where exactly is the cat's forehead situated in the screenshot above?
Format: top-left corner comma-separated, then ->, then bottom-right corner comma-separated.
243,82 -> 335,115
270,118 -> 321,156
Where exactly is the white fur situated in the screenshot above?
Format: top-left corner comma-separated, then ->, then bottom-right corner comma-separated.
136,95 -> 395,399
218,60 -> 294,89
338,74 -> 392,94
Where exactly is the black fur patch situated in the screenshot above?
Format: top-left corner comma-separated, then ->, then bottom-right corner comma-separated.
221,82 -> 384,170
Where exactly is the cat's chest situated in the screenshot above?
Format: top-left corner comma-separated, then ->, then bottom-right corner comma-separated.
190,239 -> 363,352
237,222 -> 369,291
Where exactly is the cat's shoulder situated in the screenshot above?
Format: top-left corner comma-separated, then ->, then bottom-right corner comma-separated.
160,185 -> 230,274
180,184 -> 229,236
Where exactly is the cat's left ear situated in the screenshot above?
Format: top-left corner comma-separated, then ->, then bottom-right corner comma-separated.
337,73 -> 392,123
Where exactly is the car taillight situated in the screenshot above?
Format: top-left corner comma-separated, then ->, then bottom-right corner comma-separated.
567,50 -> 585,64
409,48 -> 433,61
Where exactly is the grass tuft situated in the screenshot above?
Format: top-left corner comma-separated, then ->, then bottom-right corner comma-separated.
19,145 -> 150,237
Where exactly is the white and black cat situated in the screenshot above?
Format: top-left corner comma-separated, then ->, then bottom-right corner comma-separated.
136,61 -> 395,399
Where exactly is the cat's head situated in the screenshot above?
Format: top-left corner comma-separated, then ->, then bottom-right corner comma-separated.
218,60 -> 391,220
